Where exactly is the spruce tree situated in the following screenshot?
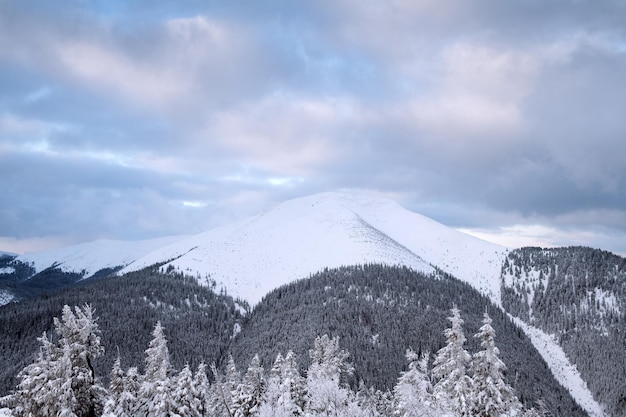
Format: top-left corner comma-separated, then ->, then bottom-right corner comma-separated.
3,305 -> 104,417
470,312 -> 521,417
137,321 -> 174,416
304,335 -> 362,417
394,349 -> 440,417
193,363 -> 211,416
432,306 -> 473,417
233,354 -> 266,417
172,364 -> 202,417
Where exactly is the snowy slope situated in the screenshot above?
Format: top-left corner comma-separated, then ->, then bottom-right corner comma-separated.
121,191 -> 506,305
0,290 -> 14,306
510,316 -> 607,417
16,235 -> 187,279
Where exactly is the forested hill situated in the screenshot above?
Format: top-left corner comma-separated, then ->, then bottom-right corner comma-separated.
501,247 -> 626,416
0,267 -> 246,396
231,264 -> 585,417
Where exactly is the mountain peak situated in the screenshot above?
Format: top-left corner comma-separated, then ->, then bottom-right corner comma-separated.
120,191 -> 505,305
10,191 -> 506,305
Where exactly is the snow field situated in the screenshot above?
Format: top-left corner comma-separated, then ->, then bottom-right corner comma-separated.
510,316 -> 606,417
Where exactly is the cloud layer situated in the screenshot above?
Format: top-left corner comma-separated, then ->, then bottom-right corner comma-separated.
1,0 -> 625,255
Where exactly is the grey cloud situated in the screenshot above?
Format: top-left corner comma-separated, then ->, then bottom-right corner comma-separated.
1,0 -> 626,255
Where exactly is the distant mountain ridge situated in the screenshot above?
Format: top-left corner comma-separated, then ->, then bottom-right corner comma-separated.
4,191 -> 505,305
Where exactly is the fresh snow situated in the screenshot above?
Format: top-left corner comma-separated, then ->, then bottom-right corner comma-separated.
16,235 -> 188,279
121,191 -> 506,305
0,266 -> 15,274
510,316 -> 607,417
0,289 -> 14,306
0,408 -> 12,417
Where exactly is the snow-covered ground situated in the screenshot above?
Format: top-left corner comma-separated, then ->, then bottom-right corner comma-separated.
0,289 -> 14,306
510,316 -> 606,417
0,408 -> 11,416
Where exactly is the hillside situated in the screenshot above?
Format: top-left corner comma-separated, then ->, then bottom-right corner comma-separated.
501,247 -> 626,416
227,265 -> 584,416
0,266 -> 245,396
0,264 -> 586,417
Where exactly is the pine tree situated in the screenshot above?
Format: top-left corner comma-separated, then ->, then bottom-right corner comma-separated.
3,305 -> 104,417
470,312 -> 521,417
137,321 -> 174,416
233,354 -> 266,417
258,351 -> 305,417
172,364 -> 202,417
102,354 -> 124,416
55,305 -> 106,417
209,355 -> 240,417
432,306 -> 473,417
394,349 -> 440,417
304,335 -> 363,417
282,350 -> 306,415
193,363 -> 211,416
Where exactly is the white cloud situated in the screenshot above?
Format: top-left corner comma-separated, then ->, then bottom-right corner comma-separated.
56,40 -> 189,109
204,93 -> 361,174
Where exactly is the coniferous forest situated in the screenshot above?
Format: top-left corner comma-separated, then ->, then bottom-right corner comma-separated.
501,247 -> 626,416
0,264 -> 587,416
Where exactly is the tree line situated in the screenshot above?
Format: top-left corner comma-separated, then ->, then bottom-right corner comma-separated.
2,304 -> 547,417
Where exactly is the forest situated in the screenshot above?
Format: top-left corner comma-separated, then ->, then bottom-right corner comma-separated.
2,302 -> 547,417
501,246 -> 626,415
0,264 -> 586,416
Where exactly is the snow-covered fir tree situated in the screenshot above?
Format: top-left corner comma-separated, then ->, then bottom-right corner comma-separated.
2,304 -> 105,417
102,365 -> 140,417
233,354 -> 266,417
432,306 -> 473,417
258,351 -> 305,417
356,381 -> 393,417
192,363 -> 211,416
102,355 -> 124,417
136,321 -> 175,416
172,364 -> 202,417
304,334 -> 363,417
394,349 -> 442,417
209,354 -> 241,416
470,312 -> 522,417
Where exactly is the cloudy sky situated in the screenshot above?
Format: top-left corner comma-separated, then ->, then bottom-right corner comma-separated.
1,0 -> 625,256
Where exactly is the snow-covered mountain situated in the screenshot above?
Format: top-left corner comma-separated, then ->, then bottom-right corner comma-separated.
1,191 -> 615,415
10,191 -> 506,305
119,191 -> 506,305
15,235 -> 188,279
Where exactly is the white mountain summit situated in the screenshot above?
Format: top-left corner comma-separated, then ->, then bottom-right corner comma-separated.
13,191 -> 507,305
119,191 -> 507,305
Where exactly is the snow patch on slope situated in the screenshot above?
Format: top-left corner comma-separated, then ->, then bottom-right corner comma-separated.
510,316 -> 607,417
0,290 -> 14,306
17,235 -> 188,279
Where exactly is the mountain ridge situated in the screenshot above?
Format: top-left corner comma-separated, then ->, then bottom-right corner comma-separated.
6,191 -> 506,305
1,191 -> 623,415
